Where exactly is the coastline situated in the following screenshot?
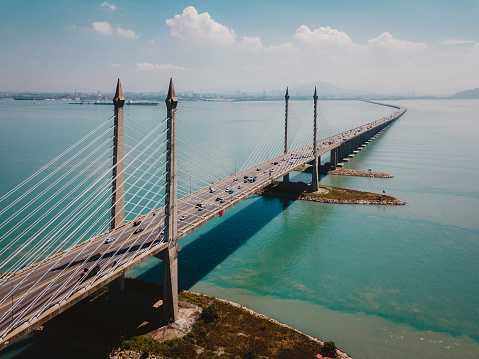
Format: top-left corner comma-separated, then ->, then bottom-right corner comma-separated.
34,278 -> 353,358
259,181 -> 406,205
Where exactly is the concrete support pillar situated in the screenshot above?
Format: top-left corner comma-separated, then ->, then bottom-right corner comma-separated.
163,78 -> 179,323
283,88 -> 290,185
109,274 -> 125,296
109,79 -> 126,294
331,147 -> 338,169
111,79 -> 125,230
312,88 -> 319,191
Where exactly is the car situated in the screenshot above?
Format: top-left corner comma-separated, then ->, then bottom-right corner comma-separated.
225,188 -> 230,192
133,227 -> 144,234
244,175 -> 249,179
256,168 -> 261,171
209,187 -> 215,193
233,178 -> 238,182
238,185 -> 242,189
270,168 -> 274,172
104,237 -> 115,244
220,199 -> 225,203
180,215 -> 187,221
198,205 -> 205,211
273,162 -> 279,165
133,220 -> 142,226
79,265 -> 100,281
216,197 -> 223,201
195,203 -> 202,208
229,189 -> 234,194
160,227 -> 165,235
244,179 -> 249,183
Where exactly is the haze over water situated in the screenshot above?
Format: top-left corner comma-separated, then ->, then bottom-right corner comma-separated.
0,99 -> 478,358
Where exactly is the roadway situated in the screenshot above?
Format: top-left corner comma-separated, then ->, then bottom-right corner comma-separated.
0,105 -> 406,347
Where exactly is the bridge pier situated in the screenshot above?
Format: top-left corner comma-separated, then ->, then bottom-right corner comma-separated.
312,88 -> 319,191
283,87 -> 290,185
109,79 -> 126,294
162,78 -> 179,323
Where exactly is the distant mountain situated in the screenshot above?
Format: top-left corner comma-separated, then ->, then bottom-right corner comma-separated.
450,87 -> 479,99
290,81 -> 369,98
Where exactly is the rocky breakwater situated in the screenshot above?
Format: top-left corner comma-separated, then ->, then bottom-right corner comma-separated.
260,182 -> 406,205
328,168 -> 393,178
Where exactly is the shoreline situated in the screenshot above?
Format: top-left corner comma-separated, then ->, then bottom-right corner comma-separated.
34,278 -> 353,358
259,182 -> 406,205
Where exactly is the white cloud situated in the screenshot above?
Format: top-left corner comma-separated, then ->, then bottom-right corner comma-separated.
110,63 -> 121,68
294,25 -> 353,46
92,21 -> 113,34
136,63 -> 186,71
237,36 -> 264,51
116,27 -> 138,39
30,60 -> 39,65
101,2 -> 116,11
367,32 -> 425,51
166,6 -> 236,46
438,39 -> 475,46
92,22 -> 138,39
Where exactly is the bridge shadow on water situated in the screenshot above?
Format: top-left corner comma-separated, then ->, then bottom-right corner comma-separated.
136,195 -> 294,290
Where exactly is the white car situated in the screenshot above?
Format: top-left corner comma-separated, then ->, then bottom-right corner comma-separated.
104,237 -> 115,244
180,215 -> 187,221
225,187 -> 230,192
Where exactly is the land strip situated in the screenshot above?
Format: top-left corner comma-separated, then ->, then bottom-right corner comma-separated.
259,182 -> 405,205
33,278 -> 352,359
327,168 -> 393,178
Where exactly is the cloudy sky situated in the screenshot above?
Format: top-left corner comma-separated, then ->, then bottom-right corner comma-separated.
1,0 -> 478,95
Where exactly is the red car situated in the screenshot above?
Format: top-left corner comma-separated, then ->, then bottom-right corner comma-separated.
133,220 -> 142,226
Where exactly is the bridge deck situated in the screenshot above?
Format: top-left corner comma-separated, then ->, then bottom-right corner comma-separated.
0,105 -> 406,349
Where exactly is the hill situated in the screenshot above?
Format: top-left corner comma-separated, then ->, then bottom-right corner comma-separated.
450,87 -> 479,99
290,81 -> 370,98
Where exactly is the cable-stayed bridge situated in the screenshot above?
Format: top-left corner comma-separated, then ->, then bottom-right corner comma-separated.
0,79 -> 406,349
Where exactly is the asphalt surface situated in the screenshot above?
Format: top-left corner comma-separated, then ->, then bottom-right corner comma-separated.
0,106 -> 405,341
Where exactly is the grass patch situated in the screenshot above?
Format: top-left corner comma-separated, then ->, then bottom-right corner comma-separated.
262,181 -> 401,203
120,291 -> 338,358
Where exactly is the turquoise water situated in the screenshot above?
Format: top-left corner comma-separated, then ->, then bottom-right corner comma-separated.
1,99 -> 478,358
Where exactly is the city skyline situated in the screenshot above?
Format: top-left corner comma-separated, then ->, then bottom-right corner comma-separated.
1,0 -> 478,96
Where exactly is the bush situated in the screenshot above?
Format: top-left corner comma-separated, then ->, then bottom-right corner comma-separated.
201,304 -> 219,323
321,341 -> 337,358
241,351 -> 260,359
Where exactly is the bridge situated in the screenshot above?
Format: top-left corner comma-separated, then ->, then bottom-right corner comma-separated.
0,79 -> 406,349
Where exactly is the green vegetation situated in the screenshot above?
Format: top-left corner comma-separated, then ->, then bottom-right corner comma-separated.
262,181 -> 401,203
120,291 -> 338,358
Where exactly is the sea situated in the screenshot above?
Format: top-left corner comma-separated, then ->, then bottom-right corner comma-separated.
0,98 -> 478,359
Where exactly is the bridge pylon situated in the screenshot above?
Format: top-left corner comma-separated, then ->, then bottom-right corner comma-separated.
283,87 -> 290,185
162,78 -> 179,323
110,78 -> 126,294
111,78 -> 126,230
312,87 -> 319,192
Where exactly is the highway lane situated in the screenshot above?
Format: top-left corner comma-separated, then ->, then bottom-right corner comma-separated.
0,105 -> 406,340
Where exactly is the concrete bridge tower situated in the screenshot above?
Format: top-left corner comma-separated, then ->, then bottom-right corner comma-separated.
162,78 -> 179,323
283,87 -> 290,185
312,87 -> 319,191
109,79 -> 126,294
111,79 -> 125,230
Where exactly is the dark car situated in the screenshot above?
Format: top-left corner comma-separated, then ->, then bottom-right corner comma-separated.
133,227 -> 144,234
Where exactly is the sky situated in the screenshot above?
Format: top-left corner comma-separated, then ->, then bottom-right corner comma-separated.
1,0 -> 479,96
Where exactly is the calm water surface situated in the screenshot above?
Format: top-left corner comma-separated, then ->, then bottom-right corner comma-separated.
0,99 -> 478,358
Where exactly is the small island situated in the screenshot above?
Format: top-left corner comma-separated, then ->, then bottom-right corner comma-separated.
259,181 -> 405,205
